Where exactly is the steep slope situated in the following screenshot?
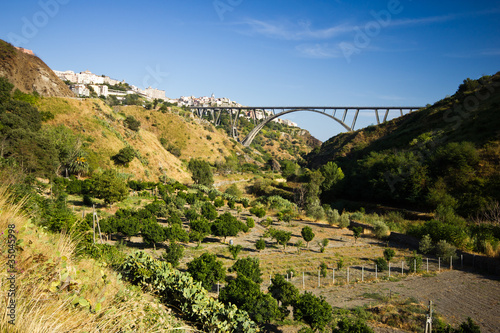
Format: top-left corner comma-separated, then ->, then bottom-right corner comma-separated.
0,40 -> 73,97
305,72 -> 500,215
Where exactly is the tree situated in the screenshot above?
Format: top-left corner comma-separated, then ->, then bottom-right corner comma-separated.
91,170 -> 128,205
201,202 -> 218,221
118,216 -> 141,241
228,244 -> 243,260
304,169 -> 325,214
162,242 -> 184,268
293,292 -> 332,332
268,274 -> 299,307
271,229 -> 292,250
189,217 -> 211,246
219,275 -> 279,325
0,76 -> 14,103
419,234 -> 434,254
301,226 -> 315,248
320,161 -> 345,199
187,253 -> 226,290
141,220 -> 165,248
230,257 -> 263,284
164,224 -> 189,243
124,115 -> 141,131
211,212 -> 243,243
188,159 -> 213,186
456,317 -> 481,333
255,238 -> 266,252
352,226 -> 363,243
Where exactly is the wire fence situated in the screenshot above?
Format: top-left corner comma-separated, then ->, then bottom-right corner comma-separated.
261,255 -> 472,291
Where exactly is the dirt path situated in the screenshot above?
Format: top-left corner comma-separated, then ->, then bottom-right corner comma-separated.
309,269 -> 500,333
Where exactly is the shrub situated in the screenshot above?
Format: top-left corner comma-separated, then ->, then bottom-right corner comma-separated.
332,317 -> 374,333
246,217 -> 255,229
250,206 -> 266,219
405,251 -> 423,273
373,220 -> 390,239
436,240 -> 458,263
338,213 -> 350,229
214,197 -> 224,208
162,242 -> 184,268
228,244 -> 243,260
319,262 -> 328,277
124,115 -> 141,131
326,208 -> 340,226
225,184 -> 242,197
374,257 -> 388,271
112,146 -> 136,166
255,238 -> 266,252
383,248 -> 396,262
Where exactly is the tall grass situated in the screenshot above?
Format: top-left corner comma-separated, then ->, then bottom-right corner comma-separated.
0,187 -> 186,332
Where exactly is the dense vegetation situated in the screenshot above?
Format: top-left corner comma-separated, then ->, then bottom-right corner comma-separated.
0,68 -> 495,332
306,73 -> 500,218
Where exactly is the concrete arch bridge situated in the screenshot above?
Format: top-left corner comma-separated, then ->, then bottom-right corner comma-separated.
190,106 -> 423,146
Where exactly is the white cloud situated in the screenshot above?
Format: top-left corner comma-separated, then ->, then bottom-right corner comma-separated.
238,19 -> 353,41
296,43 -> 343,59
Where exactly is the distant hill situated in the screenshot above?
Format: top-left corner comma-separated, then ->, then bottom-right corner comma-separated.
305,72 -> 500,216
0,40 -> 73,97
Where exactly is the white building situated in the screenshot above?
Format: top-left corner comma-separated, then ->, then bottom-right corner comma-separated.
71,84 -> 90,97
53,70 -> 78,83
143,87 -> 166,100
89,85 -> 109,97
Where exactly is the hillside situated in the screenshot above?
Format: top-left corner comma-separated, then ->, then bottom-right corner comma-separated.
305,72 -> 500,216
0,40 -> 73,97
34,97 -> 319,183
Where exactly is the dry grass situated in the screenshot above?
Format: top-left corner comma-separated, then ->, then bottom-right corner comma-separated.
36,98 -> 192,182
0,187 -> 188,332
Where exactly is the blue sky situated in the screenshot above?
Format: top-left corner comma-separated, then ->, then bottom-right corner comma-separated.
1,0 -> 499,141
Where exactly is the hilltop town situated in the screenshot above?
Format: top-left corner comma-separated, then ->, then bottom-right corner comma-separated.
54,68 -> 298,127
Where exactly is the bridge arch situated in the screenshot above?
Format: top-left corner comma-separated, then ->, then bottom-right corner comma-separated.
241,109 -> 351,147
